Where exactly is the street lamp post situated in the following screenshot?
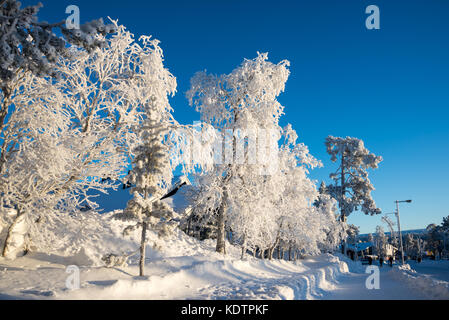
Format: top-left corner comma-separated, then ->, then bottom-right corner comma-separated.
395,199 -> 412,265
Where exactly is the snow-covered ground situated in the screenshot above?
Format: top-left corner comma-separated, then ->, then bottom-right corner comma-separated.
323,261 -> 449,300
0,253 -> 347,300
0,212 -> 448,300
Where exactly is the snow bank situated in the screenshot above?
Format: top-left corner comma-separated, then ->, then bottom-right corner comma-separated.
388,264 -> 449,299
270,254 -> 351,300
333,253 -> 366,274
2,209 -> 358,300
58,253 -> 351,300
27,210 -> 175,266
26,209 -> 258,267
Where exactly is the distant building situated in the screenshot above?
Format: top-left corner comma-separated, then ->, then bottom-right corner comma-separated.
344,241 -> 398,260
345,242 -> 373,259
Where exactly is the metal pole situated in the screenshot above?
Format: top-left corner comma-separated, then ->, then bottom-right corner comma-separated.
395,201 -> 405,265
443,233 -> 446,258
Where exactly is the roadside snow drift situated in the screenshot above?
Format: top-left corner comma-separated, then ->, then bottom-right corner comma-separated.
388,264 -> 449,300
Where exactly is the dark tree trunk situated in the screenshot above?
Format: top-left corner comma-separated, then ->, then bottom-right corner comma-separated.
216,199 -> 226,254
240,234 -> 246,260
139,221 -> 147,277
339,151 -> 347,254
186,218 -> 191,236
268,248 -> 273,260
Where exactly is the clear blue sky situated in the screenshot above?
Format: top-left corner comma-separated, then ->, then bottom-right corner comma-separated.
29,0 -> 449,233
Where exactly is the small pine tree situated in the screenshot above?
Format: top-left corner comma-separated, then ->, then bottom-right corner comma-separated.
114,122 -> 176,277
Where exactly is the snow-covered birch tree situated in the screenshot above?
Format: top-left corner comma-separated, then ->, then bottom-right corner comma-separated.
375,225 -> 387,257
262,126 -> 322,259
0,0 -> 115,257
0,21 -> 186,258
188,55 -> 334,258
314,191 -> 347,253
187,52 -> 290,254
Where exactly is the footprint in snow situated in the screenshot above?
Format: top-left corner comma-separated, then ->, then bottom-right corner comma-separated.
21,289 -> 56,297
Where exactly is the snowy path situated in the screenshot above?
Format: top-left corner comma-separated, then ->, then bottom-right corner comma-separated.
322,265 -> 428,300
407,260 -> 449,282
194,256 -> 344,300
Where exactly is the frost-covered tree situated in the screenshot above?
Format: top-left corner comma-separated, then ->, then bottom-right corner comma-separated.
314,191 -> 347,253
187,52 -> 290,254
0,4 -> 116,256
0,0 -> 116,84
225,125 -> 322,260
324,136 -> 382,223
367,233 -> 374,254
0,22 -> 179,258
441,215 -> 449,233
381,215 -> 398,247
375,225 -> 387,257
404,234 -> 419,258
440,216 -> 449,256
267,126 -> 326,258
425,223 -> 444,259
113,101 -> 214,278
344,224 -> 359,255
187,54 -> 341,259
114,122 -> 177,277
107,35 -> 215,275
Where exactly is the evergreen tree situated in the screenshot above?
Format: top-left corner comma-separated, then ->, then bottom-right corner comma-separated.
324,136 -> 382,222
115,122 -> 176,277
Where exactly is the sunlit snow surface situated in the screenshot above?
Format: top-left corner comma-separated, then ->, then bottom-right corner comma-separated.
0,211 -> 448,300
